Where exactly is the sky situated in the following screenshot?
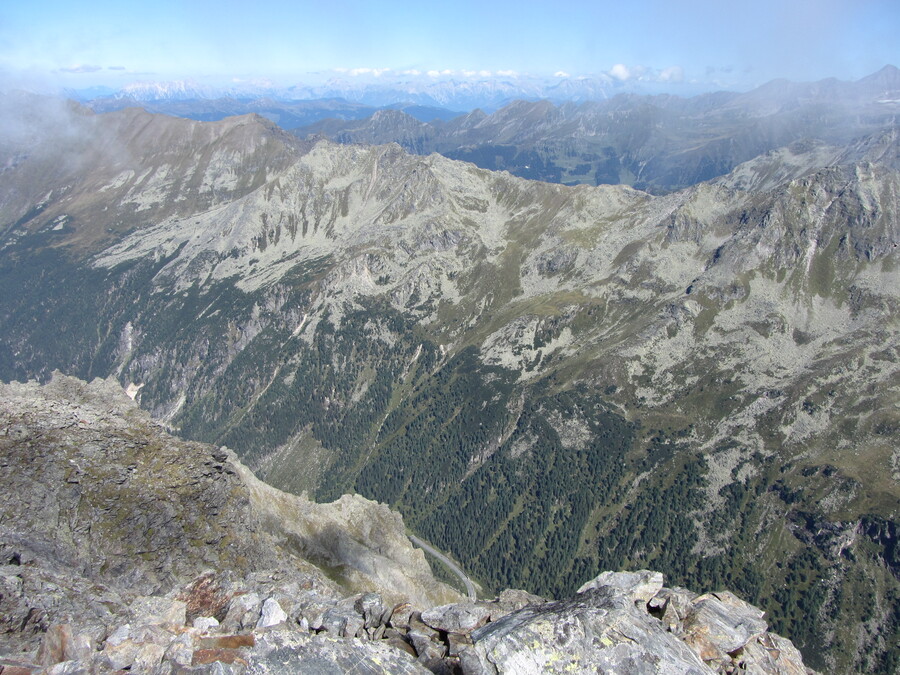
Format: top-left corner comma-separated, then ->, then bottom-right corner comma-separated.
1,0 -> 898,94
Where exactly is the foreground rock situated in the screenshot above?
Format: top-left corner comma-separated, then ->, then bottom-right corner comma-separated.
0,376 -> 817,673
464,586 -> 708,674
463,579 -> 815,675
0,374 -> 458,659
1,569 -> 816,674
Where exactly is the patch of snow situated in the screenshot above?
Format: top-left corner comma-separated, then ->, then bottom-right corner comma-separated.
98,169 -> 135,192
124,382 -> 144,400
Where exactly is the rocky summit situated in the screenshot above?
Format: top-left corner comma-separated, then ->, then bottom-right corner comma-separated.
0,376 -> 817,674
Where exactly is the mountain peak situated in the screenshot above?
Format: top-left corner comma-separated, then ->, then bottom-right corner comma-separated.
857,63 -> 900,90
370,108 -> 422,124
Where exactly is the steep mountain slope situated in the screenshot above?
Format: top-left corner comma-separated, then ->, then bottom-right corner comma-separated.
0,94 -> 309,255
0,375 -> 461,658
295,66 -> 900,191
0,102 -> 897,673
0,376 -> 818,674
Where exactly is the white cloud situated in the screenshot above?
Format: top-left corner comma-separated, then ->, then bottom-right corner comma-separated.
554,71 -> 570,78
348,67 -> 390,77
609,63 -> 631,81
427,70 -> 440,77
497,69 -> 518,77
659,66 -> 684,82
479,70 -> 492,77
401,69 -> 421,76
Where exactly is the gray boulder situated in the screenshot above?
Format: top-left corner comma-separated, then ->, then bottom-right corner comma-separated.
256,598 -> 288,629
681,591 -> 769,665
355,592 -> 387,629
246,628 -> 431,674
421,602 -> 493,633
130,596 -> 187,630
320,600 -> 366,638
578,570 -> 664,603
221,592 -> 262,632
648,586 -> 698,633
462,586 -> 712,674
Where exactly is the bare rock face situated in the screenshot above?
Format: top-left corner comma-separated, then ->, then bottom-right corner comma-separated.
245,629 -> 433,674
463,586 -> 711,675
233,463 -> 460,608
0,374 -> 281,592
421,602 -> 493,634
577,569 -> 664,601
681,591 -> 769,666
454,573 -> 818,675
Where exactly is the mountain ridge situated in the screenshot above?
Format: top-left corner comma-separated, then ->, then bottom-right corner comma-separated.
292,66 -> 900,190
0,99 -> 897,672
69,65 -> 900,112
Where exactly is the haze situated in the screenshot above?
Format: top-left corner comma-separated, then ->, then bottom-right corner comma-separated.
1,0 -> 898,95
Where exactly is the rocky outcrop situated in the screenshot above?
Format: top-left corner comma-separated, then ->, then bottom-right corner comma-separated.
233,464 -> 455,608
0,374 -> 280,593
0,374 -> 458,660
0,377 -> 817,673
0,566 -> 818,674
0,565 -> 819,674
460,575 -> 815,675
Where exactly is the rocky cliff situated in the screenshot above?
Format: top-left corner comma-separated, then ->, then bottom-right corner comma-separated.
0,376 -> 816,674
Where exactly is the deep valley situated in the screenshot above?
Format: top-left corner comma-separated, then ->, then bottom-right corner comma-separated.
1,73 -> 898,673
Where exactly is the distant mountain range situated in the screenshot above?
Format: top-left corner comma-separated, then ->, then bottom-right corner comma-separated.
87,95 -> 462,129
71,70 -> 660,112
77,66 -> 900,193
292,65 -> 900,191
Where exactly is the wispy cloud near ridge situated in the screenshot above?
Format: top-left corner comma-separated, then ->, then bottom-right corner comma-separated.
59,65 -> 103,74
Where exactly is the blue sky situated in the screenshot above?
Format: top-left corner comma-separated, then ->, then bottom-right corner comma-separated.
1,0 -> 897,92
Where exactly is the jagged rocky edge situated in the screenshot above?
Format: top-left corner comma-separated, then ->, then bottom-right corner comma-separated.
5,569 -> 819,674
0,376 -> 817,674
